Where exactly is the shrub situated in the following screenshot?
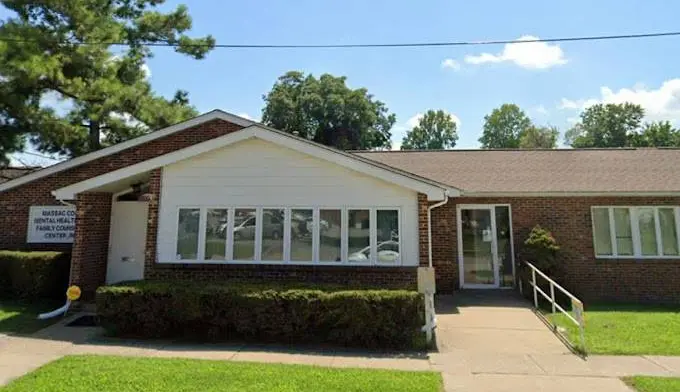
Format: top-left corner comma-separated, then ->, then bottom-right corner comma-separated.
96,281 -> 425,349
0,251 -> 71,300
523,225 -> 560,274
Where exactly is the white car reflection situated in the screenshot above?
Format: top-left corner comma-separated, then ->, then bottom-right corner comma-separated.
348,241 -> 399,262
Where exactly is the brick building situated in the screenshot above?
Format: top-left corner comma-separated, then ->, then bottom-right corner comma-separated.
2,110 -> 679,303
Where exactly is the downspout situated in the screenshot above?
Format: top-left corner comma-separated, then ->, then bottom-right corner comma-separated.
38,197 -> 78,320
427,190 -> 449,268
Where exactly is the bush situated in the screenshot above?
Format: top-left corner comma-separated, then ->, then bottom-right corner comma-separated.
523,225 -> 560,275
0,251 -> 71,300
96,281 -> 425,349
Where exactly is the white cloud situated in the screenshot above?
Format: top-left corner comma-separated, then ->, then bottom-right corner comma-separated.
531,105 -> 549,116
559,79 -> 680,123
141,63 -> 151,79
406,112 -> 461,129
464,35 -> 567,70
441,58 -> 461,71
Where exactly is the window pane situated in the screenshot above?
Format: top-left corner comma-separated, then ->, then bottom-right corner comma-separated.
291,209 -> 313,261
348,209 -> 371,262
319,210 -> 342,261
659,208 -> 679,256
176,208 -> 200,260
376,210 -> 399,263
592,208 -> 612,256
261,209 -> 284,260
205,209 -> 228,260
613,208 -> 634,256
638,208 -> 658,256
233,208 -> 256,260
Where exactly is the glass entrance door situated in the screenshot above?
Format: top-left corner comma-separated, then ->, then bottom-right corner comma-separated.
458,205 -> 514,288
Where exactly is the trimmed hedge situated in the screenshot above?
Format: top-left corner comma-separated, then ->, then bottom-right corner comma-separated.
97,281 -> 426,349
0,251 -> 71,300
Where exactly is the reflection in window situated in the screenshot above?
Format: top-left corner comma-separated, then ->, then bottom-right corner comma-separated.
613,208 -> 633,256
592,208 -> 612,256
291,209 -> 313,261
176,208 -> 200,260
319,209 -> 341,261
261,209 -> 284,260
233,208 -> 256,260
205,209 -> 228,260
348,209 -> 370,262
638,208 -> 658,256
376,210 -> 399,263
659,208 -> 679,256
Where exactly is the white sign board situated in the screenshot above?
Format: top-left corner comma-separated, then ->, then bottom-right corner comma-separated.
27,206 -> 76,243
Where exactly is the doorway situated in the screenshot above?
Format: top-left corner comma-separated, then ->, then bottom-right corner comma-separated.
457,204 -> 515,289
106,201 -> 148,284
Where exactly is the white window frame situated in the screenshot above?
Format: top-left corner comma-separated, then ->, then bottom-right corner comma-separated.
166,206 -> 402,266
591,206 -> 680,259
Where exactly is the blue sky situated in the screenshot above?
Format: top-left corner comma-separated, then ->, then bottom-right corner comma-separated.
7,0 -> 680,165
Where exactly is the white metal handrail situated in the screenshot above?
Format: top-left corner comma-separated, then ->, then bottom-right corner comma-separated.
521,261 -> 586,352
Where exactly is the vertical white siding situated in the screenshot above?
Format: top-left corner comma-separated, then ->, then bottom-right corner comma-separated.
157,138 -> 420,266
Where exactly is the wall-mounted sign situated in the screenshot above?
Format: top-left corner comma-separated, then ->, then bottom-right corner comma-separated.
27,206 -> 76,243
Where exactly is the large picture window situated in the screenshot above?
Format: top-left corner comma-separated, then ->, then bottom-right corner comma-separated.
172,206 -> 401,265
592,206 -> 680,258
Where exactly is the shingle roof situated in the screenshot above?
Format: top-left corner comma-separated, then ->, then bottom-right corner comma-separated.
352,148 -> 680,194
0,167 -> 39,184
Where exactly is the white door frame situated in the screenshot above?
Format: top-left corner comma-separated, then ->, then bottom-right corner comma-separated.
456,204 -> 515,289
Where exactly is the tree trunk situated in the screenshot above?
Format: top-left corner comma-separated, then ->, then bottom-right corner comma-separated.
88,120 -> 101,151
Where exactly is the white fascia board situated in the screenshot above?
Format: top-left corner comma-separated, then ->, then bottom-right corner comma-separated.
53,125 -> 450,201
461,191 -> 680,197
1,110 -> 255,193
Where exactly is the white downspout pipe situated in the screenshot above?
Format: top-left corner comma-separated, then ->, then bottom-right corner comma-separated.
421,190 -> 449,345
427,190 -> 449,268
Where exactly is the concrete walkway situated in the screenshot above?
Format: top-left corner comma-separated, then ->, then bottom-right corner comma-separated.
0,295 -> 679,391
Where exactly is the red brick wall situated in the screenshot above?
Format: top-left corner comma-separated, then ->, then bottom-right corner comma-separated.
70,192 -> 112,297
423,196 -> 680,303
0,119 -> 244,249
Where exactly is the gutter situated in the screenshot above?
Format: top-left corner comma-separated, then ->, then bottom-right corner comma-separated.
427,190 -> 449,268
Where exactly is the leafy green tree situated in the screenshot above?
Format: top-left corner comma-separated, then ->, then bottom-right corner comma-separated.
479,104 -> 532,148
565,103 -> 644,148
519,125 -> 559,148
401,110 -> 458,150
628,121 -> 680,147
0,0 -> 215,159
262,71 -> 395,150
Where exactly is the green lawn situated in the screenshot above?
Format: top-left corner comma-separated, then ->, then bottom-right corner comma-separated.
550,304 -> 680,355
0,355 -> 443,392
624,376 -> 680,392
0,300 -> 60,335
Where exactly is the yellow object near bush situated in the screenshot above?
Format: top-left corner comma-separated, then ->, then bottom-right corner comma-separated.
66,285 -> 81,301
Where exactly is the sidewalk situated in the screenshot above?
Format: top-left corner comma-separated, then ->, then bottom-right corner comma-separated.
2,313 -> 680,391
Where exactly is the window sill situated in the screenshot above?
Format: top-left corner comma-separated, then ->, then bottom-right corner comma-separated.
156,260 -> 404,267
595,255 -> 680,260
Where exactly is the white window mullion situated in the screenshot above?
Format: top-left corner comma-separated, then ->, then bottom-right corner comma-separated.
654,208 -> 664,257
312,208 -> 320,263
226,208 -> 234,261
675,208 -> 680,256
608,207 -> 618,257
341,208 -> 348,263
196,208 -> 207,261
283,208 -> 291,262
631,208 -> 642,257
370,209 -> 377,264
254,208 -> 263,261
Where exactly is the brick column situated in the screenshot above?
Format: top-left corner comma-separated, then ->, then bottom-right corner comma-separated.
69,192 -> 112,298
143,168 -> 162,278
418,193 -> 457,293
418,193 -> 430,267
